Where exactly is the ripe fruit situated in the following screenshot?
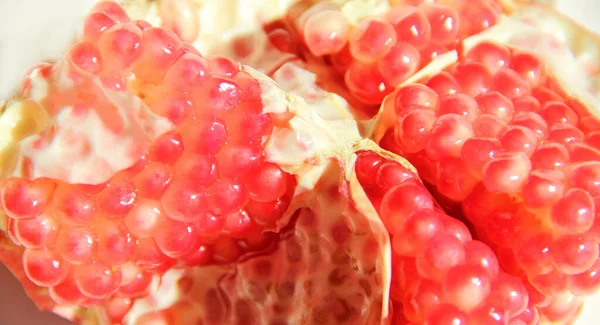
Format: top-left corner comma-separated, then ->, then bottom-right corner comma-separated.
1,1 -> 600,325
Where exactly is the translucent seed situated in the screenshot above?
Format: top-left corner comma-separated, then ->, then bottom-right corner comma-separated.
75,262 -> 122,299
402,279 -> 442,322
469,303 -> 507,324
476,91 -> 514,121
472,114 -> 506,138
375,162 -> 415,188
96,177 -> 137,219
416,235 -> 465,281
459,2 -> 499,36
97,23 -> 143,70
552,235 -> 599,275
83,12 -> 117,43
513,232 -> 554,275
192,77 -> 241,117
426,71 -> 462,96
240,114 -> 273,142
461,137 -> 501,176
206,56 -> 239,77
530,142 -> 569,171
500,126 -> 539,156
442,264 -> 492,312
426,114 -> 473,161
354,152 -> 384,186
161,179 -> 208,223
148,132 -> 184,165
436,157 -> 478,201
425,304 -> 468,325
55,227 -> 95,265
49,276 -> 84,305
52,184 -> 96,225
387,6 -> 431,49
489,273 -> 528,317
154,219 -> 197,258
23,249 -> 68,287
532,87 -> 563,106
394,84 -> 439,115
380,181 -> 434,235
14,214 -> 58,248
438,93 -> 480,122
1,178 -> 52,220
568,165 -> 600,201
542,101 -> 579,127
513,95 -> 541,114
549,124 -> 585,146
452,61 -> 493,97
394,108 -> 436,153
149,94 -> 193,125
132,27 -> 183,82
163,53 -> 210,94
222,209 -> 258,238
377,43 -> 420,86
419,4 -> 460,45
510,304 -> 540,325
245,162 -> 288,203
538,294 -> 582,323
134,238 -> 171,268
464,240 -> 500,278
350,18 -> 397,62
569,259 -> 600,296
217,144 -> 262,177
133,162 -> 174,199
466,41 -> 511,73
90,0 -> 130,23
522,170 -> 565,209
550,188 -> 594,234
493,68 -> 531,99
419,41 -> 448,65
67,42 -> 103,74
181,119 -> 227,154
246,197 -> 289,226
208,179 -> 248,216
392,210 -> 443,256
124,199 -> 164,238
345,62 -> 390,105
482,152 -> 531,193
303,10 -> 350,56
571,142 -> 600,162
512,111 -> 548,139
510,51 -> 548,88
96,221 -> 134,265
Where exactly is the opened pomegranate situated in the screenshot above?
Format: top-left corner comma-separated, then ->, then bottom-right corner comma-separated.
1,0 -> 600,324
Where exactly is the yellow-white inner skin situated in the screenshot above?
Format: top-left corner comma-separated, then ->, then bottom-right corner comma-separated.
1,0 -> 600,324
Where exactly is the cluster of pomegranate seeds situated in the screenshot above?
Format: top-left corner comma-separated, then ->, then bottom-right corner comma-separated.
378,40 -> 600,322
294,0 -> 502,108
0,1 -> 296,307
355,151 -> 538,324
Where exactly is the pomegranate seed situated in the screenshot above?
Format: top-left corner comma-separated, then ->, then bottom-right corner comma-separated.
378,43 -> 421,86
132,27 -> 183,82
394,108 -> 436,153
124,199 -> 164,238
14,214 -> 58,249
394,84 -> 439,114
349,18 -> 397,63
303,10 -> 350,56
97,23 -> 143,71
442,264 -> 492,312
23,249 -> 69,287
522,170 -> 565,208
466,41 -> 511,73
452,61 -> 493,97
419,4 -> 460,46
426,71 -> 462,96
1,178 -> 52,220
482,152 -> 531,193
426,114 -> 473,160
75,262 -> 122,299
493,68 -> 531,99
510,51 -> 548,87
459,2 -> 499,36
67,42 -> 103,74
476,91 -> 514,121
55,227 -> 95,264
552,235 -> 599,275
387,6 -> 431,49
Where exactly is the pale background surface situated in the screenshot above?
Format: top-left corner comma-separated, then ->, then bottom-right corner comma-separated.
0,0 -> 599,324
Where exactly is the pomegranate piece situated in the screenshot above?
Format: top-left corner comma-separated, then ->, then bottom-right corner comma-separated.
292,0 -> 503,110
0,1 -> 301,310
375,38 -> 600,321
354,151 -> 536,324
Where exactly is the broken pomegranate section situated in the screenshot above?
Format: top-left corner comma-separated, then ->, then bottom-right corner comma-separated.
372,15 -> 600,324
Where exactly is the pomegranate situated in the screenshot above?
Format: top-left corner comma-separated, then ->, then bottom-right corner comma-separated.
1,0 -> 600,325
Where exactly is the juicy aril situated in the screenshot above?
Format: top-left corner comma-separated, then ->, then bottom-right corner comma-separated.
1,0 -> 599,324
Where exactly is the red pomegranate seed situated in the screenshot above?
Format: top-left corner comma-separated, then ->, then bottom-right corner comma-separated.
349,18 -> 397,63
395,108 -> 436,153
303,10 -> 350,56
459,2 -> 499,36
452,61 -> 493,97
426,71 -> 462,96
542,101 -> 579,127
345,62 -> 390,105
83,12 -> 117,43
493,68 -> 532,99
419,4 -> 460,46
394,83 -> 439,115
387,6 -> 431,49
522,170 -> 565,208
98,23 -> 143,71
1,178 -> 53,220
465,41 -> 511,73
472,114 -> 506,138
132,27 -> 183,82
23,249 -> 69,287
510,51 -> 548,88
67,42 -> 103,74
425,114 -> 473,160
377,43 -> 421,86
476,91 -> 514,121
438,93 -> 480,122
